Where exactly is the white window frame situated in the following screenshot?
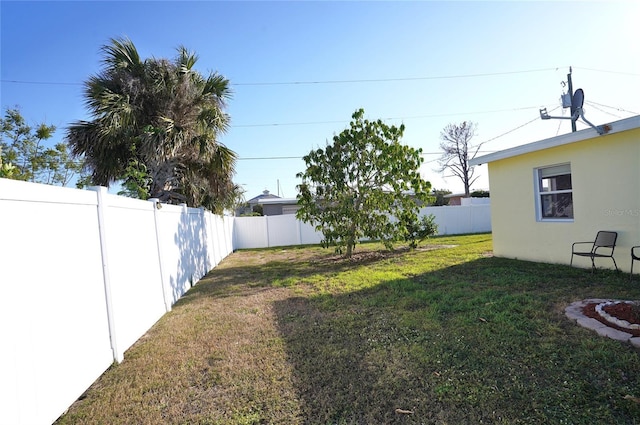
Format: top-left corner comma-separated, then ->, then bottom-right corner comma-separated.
534,163 -> 574,222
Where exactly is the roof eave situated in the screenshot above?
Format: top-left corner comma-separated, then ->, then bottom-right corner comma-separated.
469,115 -> 640,166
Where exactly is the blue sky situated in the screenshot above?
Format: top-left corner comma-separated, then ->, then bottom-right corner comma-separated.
2,1 -> 639,199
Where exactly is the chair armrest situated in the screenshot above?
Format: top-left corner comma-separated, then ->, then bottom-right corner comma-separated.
572,241 -> 594,252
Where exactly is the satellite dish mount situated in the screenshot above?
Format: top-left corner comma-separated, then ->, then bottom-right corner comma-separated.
539,67 -> 609,135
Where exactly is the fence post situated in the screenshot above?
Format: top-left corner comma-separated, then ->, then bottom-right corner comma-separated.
150,198 -> 171,312
91,186 -> 122,363
199,207 -> 211,273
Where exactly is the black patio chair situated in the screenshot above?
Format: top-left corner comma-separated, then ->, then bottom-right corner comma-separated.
632,246 -> 640,282
570,231 -> 618,272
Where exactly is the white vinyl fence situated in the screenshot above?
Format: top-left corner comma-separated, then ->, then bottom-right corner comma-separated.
0,177 -> 490,425
0,179 -> 233,425
233,204 -> 491,249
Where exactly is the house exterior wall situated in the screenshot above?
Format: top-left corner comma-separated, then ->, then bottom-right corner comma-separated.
487,128 -> 640,272
263,203 -> 283,216
262,203 -> 300,216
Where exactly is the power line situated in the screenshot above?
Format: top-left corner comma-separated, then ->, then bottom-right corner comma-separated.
238,156 -> 302,161
584,100 -> 638,116
573,67 -> 640,77
0,79 -> 82,86
585,102 -> 622,119
0,66 -> 566,88
478,106 -> 561,146
424,106 -> 561,166
231,67 -> 566,86
232,106 -> 543,128
228,107 -> 563,162
237,150 -> 497,162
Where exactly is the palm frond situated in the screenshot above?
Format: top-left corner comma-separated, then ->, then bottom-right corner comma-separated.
176,45 -> 198,73
101,37 -> 143,73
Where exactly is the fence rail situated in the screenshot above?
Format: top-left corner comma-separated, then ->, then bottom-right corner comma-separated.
0,178 -> 490,424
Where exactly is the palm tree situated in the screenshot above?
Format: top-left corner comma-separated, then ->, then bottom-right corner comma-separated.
66,37 -> 236,210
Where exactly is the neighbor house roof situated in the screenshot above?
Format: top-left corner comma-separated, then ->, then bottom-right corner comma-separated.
258,197 -> 298,205
246,190 -> 280,204
470,115 -> 640,166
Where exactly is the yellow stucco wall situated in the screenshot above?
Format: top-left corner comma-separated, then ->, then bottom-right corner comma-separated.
488,128 -> 640,273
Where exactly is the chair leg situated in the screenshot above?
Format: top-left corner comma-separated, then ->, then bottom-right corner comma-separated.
632,260 -> 636,282
611,257 -> 618,272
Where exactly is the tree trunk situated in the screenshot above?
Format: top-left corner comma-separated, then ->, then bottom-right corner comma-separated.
149,159 -> 176,199
345,220 -> 357,258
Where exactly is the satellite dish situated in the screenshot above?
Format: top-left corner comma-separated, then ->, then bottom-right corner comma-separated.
571,89 -> 584,117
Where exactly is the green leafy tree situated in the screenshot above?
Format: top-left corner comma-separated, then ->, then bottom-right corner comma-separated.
437,121 -> 483,197
66,37 -> 237,212
117,145 -> 151,199
0,147 -> 17,178
0,107 -> 82,185
296,108 -> 432,257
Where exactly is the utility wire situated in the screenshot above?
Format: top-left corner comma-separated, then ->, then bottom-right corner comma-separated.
232,106 -> 543,128
584,100 -> 638,116
479,106 -> 560,145
585,102 -> 621,119
237,106 -> 560,163
0,79 -> 82,86
420,107 -> 561,165
231,67 -> 565,86
0,66 -> 565,88
556,107 -> 566,136
237,150 -> 498,161
244,110 -> 555,166
573,67 -> 640,77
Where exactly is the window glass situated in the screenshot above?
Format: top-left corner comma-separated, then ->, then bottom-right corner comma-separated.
541,193 -> 573,218
540,173 -> 572,192
536,164 -> 573,220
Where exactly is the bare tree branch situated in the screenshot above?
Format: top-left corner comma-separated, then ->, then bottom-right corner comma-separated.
436,121 -> 483,197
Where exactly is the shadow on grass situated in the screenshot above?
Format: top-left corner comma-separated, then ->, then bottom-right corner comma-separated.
269,257 -> 640,424
176,242 -> 451,304
177,240 -> 640,424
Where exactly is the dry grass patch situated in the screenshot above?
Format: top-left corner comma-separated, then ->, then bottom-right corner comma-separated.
58,264 -> 304,424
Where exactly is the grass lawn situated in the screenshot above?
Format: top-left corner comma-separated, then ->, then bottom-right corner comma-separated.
56,233 -> 640,424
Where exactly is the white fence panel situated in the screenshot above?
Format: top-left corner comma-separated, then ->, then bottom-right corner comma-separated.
267,214 -> 300,247
100,192 -> 167,356
155,203 -> 190,305
420,204 -> 491,235
0,180 -> 235,425
0,180 -> 113,425
234,205 -> 491,250
211,214 -> 224,267
222,215 -> 234,257
204,211 -> 216,270
299,220 -> 324,245
470,205 -> 492,233
234,216 -> 269,249
180,207 -> 210,287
